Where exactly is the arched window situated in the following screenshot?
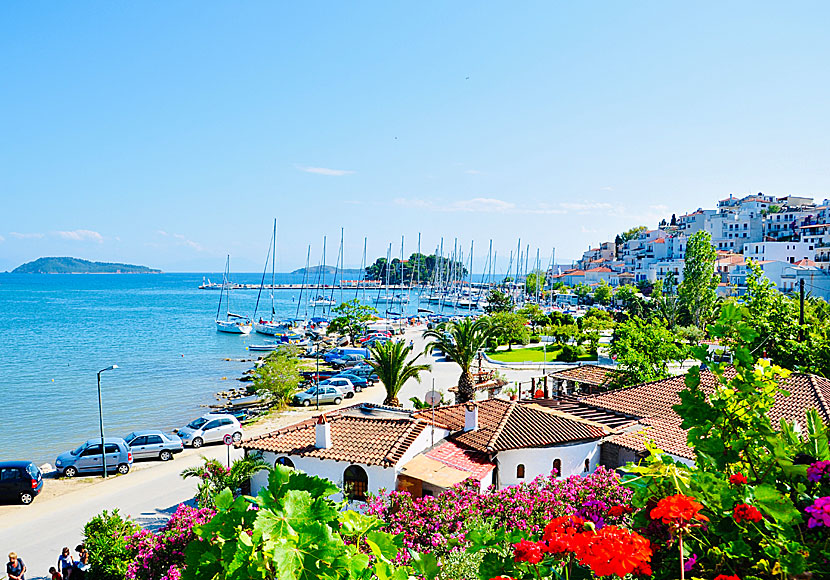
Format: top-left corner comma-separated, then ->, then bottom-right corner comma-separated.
583,459 -> 590,472
344,465 -> 368,501
552,458 -> 562,477
276,457 -> 294,469
516,464 -> 525,479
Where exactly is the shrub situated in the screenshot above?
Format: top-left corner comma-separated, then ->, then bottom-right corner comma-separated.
83,509 -> 140,580
559,344 -> 578,362
529,334 -> 541,343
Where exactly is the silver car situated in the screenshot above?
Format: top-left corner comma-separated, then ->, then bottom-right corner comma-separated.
292,386 -> 344,407
177,413 -> 243,448
319,377 -> 357,398
124,430 -> 183,461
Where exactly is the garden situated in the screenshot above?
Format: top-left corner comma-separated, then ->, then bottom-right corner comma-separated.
81,306 -> 830,580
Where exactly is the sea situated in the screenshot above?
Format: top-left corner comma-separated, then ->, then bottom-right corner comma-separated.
0,273 -> 439,465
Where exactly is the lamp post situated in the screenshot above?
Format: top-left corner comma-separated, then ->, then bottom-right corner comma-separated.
97,365 -> 118,478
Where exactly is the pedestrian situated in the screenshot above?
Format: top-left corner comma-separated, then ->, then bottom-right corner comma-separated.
49,567 -> 62,580
6,552 -> 26,580
57,547 -> 74,580
73,545 -> 89,579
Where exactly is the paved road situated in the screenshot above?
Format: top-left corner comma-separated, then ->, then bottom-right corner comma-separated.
0,325 -> 550,578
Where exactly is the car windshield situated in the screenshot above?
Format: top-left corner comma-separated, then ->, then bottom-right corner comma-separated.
304,387 -> 318,394
71,443 -> 86,456
186,417 -> 208,430
124,432 -> 136,443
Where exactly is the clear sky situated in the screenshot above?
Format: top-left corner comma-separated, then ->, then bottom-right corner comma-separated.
2,1 -> 830,273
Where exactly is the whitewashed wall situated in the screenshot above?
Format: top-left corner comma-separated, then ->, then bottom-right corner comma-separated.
496,440 -> 601,487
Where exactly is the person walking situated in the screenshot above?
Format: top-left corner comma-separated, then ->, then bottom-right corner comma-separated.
73,545 -> 89,579
6,552 -> 26,580
57,547 -> 74,580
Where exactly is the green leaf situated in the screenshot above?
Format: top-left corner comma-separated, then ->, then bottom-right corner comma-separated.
215,488 -> 234,510
339,509 -> 379,537
408,550 -> 440,580
366,530 -> 402,563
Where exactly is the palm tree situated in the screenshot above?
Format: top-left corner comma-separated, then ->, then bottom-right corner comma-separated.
423,317 -> 496,403
367,340 -> 431,407
181,455 -> 269,507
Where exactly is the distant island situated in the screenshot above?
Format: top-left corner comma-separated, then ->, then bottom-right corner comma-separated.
13,257 -> 161,274
291,265 -> 365,277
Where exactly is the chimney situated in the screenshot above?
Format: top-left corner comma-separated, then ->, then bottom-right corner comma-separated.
315,415 -> 332,449
464,402 -> 478,432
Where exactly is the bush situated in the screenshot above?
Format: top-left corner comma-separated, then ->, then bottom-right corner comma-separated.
529,334 -> 541,343
559,344 -> 578,362
83,509 -> 139,580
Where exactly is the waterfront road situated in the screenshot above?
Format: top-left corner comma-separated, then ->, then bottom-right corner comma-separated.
0,326 -> 547,578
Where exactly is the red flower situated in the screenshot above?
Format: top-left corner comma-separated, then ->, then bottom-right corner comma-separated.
512,539 -> 544,564
650,494 -> 709,526
713,575 -> 741,580
542,515 -> 586,554
489,577 -> 517,580
607,505 -> 634,517
572,525 -> 652,578
729,473 -> 748,485
733,504 -> 763,524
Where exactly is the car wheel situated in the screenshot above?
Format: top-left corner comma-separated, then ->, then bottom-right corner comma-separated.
232,432 -> 242,442
355,386 -> 362,393
346,392 -> 354,399
302,399 -> 311,407
159,450 -> 172,461
117,463 -> 130,475
63,466 -> 77,478
192,437 -> 204,449
333,397 -> 342,405
19,492 -> 34,505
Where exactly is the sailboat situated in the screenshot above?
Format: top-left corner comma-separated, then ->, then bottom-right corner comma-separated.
215,255 -> 252,334
253,220 -> 292,336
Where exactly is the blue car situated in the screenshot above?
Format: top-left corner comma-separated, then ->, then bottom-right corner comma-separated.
55,438 -> 133,478
333,372 -> 371,388
0,461 -> 43,505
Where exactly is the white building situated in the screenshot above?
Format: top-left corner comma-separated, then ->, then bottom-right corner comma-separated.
243,400 -> 608,502
743,241 -> 816,264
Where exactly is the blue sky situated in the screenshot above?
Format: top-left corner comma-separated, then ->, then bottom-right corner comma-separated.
2,2 -> 830,273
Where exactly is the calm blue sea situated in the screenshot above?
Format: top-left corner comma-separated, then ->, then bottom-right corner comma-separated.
0,273 -> 439,465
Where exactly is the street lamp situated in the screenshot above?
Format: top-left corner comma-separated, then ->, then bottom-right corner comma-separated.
97,365 -> 118,478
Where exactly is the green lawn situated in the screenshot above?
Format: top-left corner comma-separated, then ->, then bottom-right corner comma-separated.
486,345 -> 597,363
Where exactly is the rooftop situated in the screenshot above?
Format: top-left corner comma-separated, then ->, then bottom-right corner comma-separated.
549,364 -> 620,387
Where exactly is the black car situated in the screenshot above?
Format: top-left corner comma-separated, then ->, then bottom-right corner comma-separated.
0,461 -> 43,505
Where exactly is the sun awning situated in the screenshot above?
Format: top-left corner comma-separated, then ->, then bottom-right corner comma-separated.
399,455 -> 477,489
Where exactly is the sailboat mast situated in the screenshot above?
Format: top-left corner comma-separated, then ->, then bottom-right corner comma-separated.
271,219 -> 277,318
297,245 -> 311,320
360,237 -> 367,303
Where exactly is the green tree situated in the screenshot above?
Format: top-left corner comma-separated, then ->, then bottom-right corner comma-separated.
483,289 -> 514,313
619,225 -> 648,243
524,270 -> 546,295
367,340 -> 430,406
678,230 -> 718,327
423,317 -> 497,403
652,277 -> 682,328
83,509 -> 140,580
517,303 -> 547,330
610,316 -> 687,386
593,280 -> 612,305
573,283 -> 592,305
252,347 -> 302,408
488,311 -> 530,351
581,307 -> 614,331
328,299 -> 378,343
181,455 -> 270,508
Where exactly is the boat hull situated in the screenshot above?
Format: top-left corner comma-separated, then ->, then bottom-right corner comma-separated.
216,320 -> 253,334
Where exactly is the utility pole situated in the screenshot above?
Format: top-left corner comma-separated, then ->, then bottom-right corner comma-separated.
799,278 -> 805,340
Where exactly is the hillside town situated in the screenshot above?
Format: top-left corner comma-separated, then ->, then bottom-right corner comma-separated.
553,193 -> 830,299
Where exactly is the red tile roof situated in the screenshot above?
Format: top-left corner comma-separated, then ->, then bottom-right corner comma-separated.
414,399 -> 605,453
424,440 -> 495,480
579,369 -> 830,427
549,364 -> 620,387
605,417 -> 694,460
653,238 -> 666,244
241,414 -> 427,467
794,259 -> 819,267
586,267 -> 614,273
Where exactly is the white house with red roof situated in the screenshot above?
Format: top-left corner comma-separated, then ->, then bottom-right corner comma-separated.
241,399 -> 609,502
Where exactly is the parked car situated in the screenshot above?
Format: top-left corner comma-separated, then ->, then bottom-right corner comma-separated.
319,377 -> 357,397
361,336 -> 390,348
55,438 -> 133,478
343,366 -> 379,383
323,347 -> 371,364
292,386 -> 344,406
331,372 -> 370,389
329,353 -> 367,368
123,430 -> 184,461
177,414 -> 244,449
0,461 -> 43,505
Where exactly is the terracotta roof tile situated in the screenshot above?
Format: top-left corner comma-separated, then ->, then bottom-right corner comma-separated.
424,441 -> 495,480
549,364 -> 620,387
241,414 -> 427,467
414,399 -> 605,453
605,418 -> 694,460
579,369 -> 830,427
